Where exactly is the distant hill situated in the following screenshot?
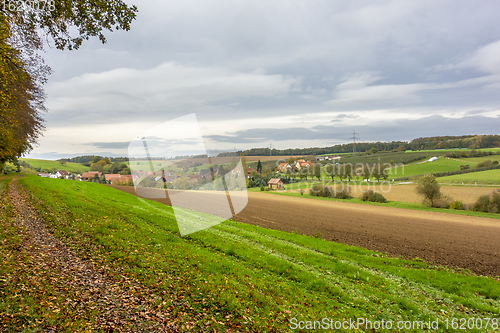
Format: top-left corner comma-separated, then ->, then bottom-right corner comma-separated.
217,135 -> 500,157
20,158 -> 90,173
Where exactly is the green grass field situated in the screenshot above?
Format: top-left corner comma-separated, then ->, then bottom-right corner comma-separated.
438,169 -> 500,185
387,157 -> 476,178
457,155 -> 500,165
20,158 -> 90,173
406,148 -> 500,154
1,175 -> 499,331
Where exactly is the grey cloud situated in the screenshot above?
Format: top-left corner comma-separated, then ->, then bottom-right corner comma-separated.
207,115 -> 500,144
28,1 -> 500,158
331,113 -> 359,122
86,141 -> 130,149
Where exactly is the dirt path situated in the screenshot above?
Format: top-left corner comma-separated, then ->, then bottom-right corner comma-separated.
8,178 -> 179,332
110,185 -> 500,277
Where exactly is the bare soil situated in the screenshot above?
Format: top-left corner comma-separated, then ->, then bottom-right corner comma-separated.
110,185 -> 500,277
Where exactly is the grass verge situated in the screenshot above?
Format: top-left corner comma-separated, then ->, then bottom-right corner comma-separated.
3,175 -> 500,332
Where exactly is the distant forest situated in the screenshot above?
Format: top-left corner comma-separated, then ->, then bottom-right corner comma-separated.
59,155 -> 129,166
218,135 -> 500,157
59,135 -> 500,162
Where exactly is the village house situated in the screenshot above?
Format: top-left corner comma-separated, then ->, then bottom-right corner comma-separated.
295,159 -> 313,170
105,174 -> 132,184
81,171 -> 102,181
188,174 -> 203,181
277,163 -> 292,172
245,168 -> 255,178
268,178 -> 284,190
200,168 -> 217,181
315,155 -> 341,161
55,170 -> 69,178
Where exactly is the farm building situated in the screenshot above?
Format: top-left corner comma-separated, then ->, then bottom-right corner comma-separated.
277,163 -> 292,172
188,174 -> 203,181
200,168 -> 217,181
246,168 -> 255,178
105,174 -> 132,184
295,159 -> 313,170
81,171 -> 102,181
55,170 -> 69,178
268,178 -> 284,190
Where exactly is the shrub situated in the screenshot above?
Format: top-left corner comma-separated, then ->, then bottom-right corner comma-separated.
310,184 -> 351,199
331,185 -> 352,199
477,160 -> 493,168
260,185 -> 265,191
491,190 -> 500,213
473,195 -> 491,212
471,190 -> 500,213
493,161 -> 499,165
361,190 -> 375,201
21,168 -> 38,175
450,200 -> 463,210
310,184 -> 332,198
361,190 -> 387,203
369,192 -> 387,203
475,190 -> 500,213
413,175 -> 442,207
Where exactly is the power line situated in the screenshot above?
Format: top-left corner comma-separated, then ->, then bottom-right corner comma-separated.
348,130 -> 360,155
268,141 -> 273,156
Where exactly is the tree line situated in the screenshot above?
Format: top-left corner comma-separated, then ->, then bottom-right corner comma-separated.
217,135 -> 500,157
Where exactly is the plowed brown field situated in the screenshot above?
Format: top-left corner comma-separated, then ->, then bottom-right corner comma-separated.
109,185 -> 500,277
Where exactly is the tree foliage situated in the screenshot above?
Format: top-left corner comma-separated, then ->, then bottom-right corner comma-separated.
0,16 -> 47,165
414,175 -> 442,207
0,1 -> 137,165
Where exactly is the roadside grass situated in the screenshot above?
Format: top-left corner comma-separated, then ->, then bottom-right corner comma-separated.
8,175 -> 500,332
438,169 -> 500,185
387,157 -> 476,178
20,158 -> 89,173
254,187 -> 500,220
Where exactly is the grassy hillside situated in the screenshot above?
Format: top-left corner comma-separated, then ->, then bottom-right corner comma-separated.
438,169 -> 500,185
1,175 -> 498,331
406,148 -> 500,154
459,155 -> 500,165
387,157 -> 476,178
20,158 -> 90,173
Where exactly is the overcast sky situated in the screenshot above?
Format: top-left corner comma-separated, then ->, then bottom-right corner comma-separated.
27,0 -> 500,159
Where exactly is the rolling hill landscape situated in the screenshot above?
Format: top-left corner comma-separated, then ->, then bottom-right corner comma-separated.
3,1 -> 500,331
2,140 -> 500,331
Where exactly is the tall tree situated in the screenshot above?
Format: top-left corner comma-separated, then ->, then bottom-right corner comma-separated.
0,1 -> 138,166
312,163 -> 322,180
256,160 -> 262,173
324,163 -> 335,181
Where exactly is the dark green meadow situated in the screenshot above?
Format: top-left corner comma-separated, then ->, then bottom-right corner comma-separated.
1,175 -> 499,332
